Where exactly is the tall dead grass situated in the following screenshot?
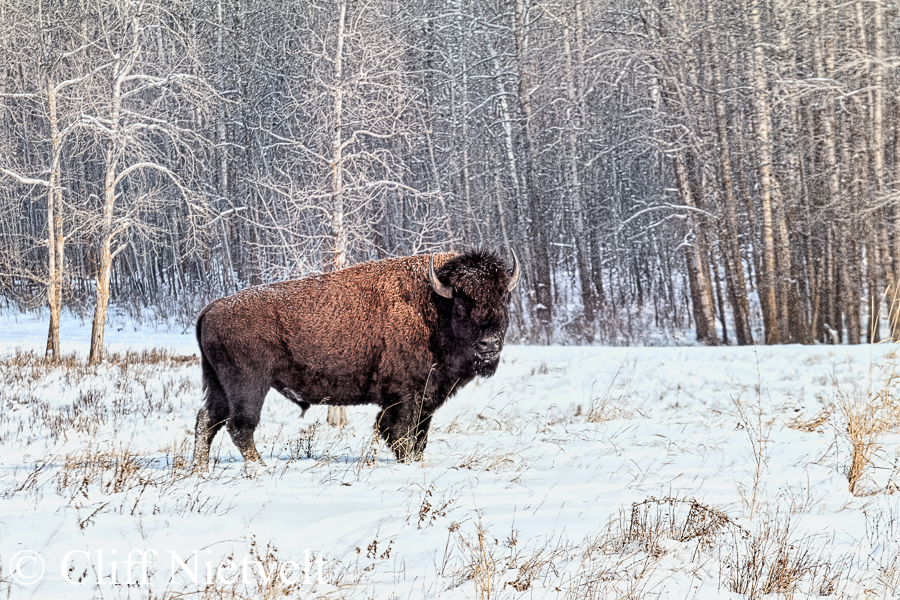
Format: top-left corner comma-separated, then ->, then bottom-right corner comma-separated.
558,497 -> 867,600
732,346 -> 774,519
829,360 -> 900,495
445,518 -> 570,598
613,496 -> 746,556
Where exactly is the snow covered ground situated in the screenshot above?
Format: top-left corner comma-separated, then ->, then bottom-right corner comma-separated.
1,311 -> 899,599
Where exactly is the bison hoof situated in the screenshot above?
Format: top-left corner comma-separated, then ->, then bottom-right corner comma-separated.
241,458 -> 269,478
191,457 -> 211,475
395,450 -> 424,464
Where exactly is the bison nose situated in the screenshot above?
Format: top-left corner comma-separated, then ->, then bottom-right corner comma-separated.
476,338 -> 499,353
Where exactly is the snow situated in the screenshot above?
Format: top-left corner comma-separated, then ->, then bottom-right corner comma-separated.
0,311 -> 899,598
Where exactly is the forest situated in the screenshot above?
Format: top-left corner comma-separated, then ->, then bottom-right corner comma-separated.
1,0 -> 898,357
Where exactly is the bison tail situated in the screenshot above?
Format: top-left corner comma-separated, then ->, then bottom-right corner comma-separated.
193,305 -> 230,471
195,306 -> 226,406
194,302 -> 212,350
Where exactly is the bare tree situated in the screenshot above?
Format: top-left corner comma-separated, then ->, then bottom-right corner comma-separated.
72,0 -> 211,363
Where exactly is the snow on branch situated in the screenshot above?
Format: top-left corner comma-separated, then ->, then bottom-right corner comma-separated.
0,168 -> 50,187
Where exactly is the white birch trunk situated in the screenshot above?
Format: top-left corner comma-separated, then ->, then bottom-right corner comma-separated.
45,76 -> 63,361
327,0 -> 349,429
749,2 -> 781,344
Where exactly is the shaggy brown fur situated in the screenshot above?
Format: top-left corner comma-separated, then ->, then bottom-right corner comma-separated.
193,250 -> 517,469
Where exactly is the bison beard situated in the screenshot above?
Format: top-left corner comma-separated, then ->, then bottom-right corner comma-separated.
192,250 -> 519,470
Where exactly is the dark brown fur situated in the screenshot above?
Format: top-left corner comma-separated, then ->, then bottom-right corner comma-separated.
193,250 -> 515,469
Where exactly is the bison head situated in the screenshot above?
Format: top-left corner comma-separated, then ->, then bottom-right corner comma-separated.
428,250 -> 520,377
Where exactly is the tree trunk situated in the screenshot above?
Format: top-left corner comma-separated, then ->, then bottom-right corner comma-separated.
674,152 -> 718,345
490,48 -> 534,327
89,235 -> 113,364
775,0 -> 807,343
45,77 -> 63,361
330,0 -> 347,272
749,2 -> 781,344
512,0 -> 553,340
866,225 -> 882,343
326,0 -> 349,430
868,1 -> 894,339
708,5 -> 752,344
840,226 -> 862,345
561,15 -> 594,329
812,0 -> 844,341
824,227 -> 838,343
851,1 -> 880,343
89,159 -> 118,364
89,52 -> 127,365
711,242 -> 728,344
894,91 -> 900,338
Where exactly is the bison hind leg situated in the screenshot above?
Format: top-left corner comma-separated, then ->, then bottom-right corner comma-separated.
228,423 -> 264,465
193,361 -> 229,473
223,381 -> 270,466
194,405 -> 228,472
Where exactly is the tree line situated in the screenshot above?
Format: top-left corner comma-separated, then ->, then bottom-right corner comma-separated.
1,0 -> 898,358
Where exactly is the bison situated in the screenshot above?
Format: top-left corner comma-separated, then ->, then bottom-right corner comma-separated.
192,249 -> 520,470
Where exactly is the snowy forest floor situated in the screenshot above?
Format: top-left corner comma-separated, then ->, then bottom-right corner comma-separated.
0,312 -> 899,599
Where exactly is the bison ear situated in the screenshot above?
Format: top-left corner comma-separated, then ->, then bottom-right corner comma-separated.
507,249 -> 521,292
428,255 -> 454,299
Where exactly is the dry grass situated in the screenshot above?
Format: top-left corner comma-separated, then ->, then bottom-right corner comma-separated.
721,510 -> 858,599
0,349 -> 199,446
730,346 -> 779,519
612,496 -> 746,557
0,350 -> 227,523
864,504 -> 900,545
0,348 -> 197,371
442,499 -> 847,600
560,497 -> 866,600
875,555 -> 900,598
447,518 -> 569,598
140,536 -> 367,599
725,514 -> 815,598
56,446 -> 150,499
415,485 -> 455,529
455,519 -> 498,599
829,363 -> 900,495
787,409 -> 830,433
352,432 -> 382,477
584,361 -> 638,423
284,420 -> 322,462
455,445 -> 524,473
503,540 -> 567,593
224,538 -> 303,600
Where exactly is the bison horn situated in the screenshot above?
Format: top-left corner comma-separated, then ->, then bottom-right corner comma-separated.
507,249 -> 521,292
428,255 -> 454,298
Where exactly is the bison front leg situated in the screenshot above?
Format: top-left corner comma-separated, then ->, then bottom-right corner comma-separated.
375,401 -> 433,463
411,414 -> 433,459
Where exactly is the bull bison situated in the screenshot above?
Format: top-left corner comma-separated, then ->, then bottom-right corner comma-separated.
192,249 -> 520,470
